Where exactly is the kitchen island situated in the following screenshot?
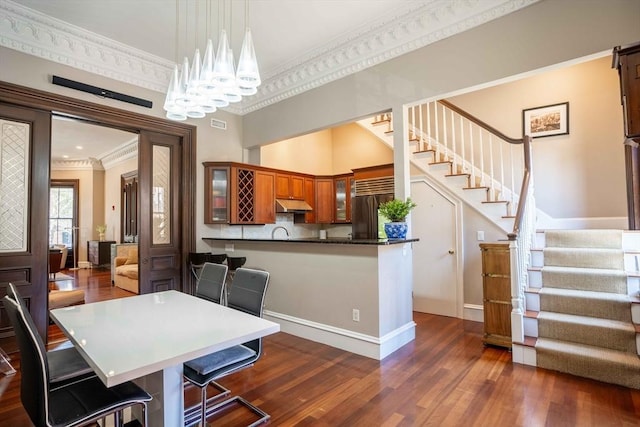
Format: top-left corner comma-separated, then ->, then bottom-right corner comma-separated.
202,236 -> 417,359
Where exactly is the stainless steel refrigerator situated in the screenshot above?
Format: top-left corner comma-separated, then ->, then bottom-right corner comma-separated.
352,194 -> 394,239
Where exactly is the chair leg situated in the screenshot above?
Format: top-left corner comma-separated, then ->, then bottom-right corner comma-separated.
205,395 -> 270,427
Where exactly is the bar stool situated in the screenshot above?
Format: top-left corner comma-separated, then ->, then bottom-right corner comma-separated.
188,252 -> 210,281
209,254 -> 227,264
225,257 -> 246,293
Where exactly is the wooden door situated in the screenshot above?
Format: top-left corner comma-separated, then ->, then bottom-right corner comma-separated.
0,104 -> 51,349
138,131 -> 182,293
410,178 -> 461,318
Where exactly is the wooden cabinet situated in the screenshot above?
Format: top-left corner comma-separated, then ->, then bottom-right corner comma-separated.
480,242 -> 512,349
315,178 -> 334,224
333,174 -> 354,223
301,177 -> 316,224
203,165 -> 230,224
204,162 -> 275,225
614,42 -> 640,229
275,173 -> 304,200
254,170 -> 276,224
88,240 -> 116,267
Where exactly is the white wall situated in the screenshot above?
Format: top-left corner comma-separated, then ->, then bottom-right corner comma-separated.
447,56 -> 627,222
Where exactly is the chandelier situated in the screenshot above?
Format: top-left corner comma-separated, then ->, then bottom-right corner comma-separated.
163,0 -> 260,121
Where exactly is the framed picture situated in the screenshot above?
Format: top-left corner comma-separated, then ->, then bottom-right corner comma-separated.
522,102 -> 569,138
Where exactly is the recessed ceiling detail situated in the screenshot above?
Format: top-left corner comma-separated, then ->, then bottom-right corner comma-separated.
0,0 -> 538,115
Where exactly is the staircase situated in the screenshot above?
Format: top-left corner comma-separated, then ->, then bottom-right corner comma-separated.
521,229 -> 640,388
359,105 -> 640,389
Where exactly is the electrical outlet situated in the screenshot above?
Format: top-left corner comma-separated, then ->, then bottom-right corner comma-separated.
352,309 -> 360,322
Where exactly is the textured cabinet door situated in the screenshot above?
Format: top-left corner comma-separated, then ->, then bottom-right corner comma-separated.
276,173 -> 304,200
480,242 -> 512,349
88,240 -> 116,267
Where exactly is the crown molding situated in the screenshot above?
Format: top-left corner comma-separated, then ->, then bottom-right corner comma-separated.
100,139 -> 138,170
0,0 -> 537,116
51,157 -> 104,171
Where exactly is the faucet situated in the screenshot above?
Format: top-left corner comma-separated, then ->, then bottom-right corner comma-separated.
271,226 -> 290,239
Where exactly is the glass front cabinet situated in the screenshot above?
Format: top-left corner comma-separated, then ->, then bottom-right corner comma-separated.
204,164 -> 230,224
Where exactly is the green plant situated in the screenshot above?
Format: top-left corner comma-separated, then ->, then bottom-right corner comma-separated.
96,224 -> 107,234
378,198 -> 417,222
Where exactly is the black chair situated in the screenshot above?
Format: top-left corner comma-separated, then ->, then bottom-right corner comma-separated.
2,294 -> 152,427
6,283 -> 93,386
183,267 -> 270,427
195,262 -> 228,305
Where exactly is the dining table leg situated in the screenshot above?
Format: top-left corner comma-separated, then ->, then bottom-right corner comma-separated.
133,364 -> 184,426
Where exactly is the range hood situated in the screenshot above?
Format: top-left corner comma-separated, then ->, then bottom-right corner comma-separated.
275,199 -> 313,213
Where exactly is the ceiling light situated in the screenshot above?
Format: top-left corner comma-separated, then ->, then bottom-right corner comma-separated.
163,0 -> 261,121
75,145 -> 83,150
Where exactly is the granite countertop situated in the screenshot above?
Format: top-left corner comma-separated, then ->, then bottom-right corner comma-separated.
202,236 -> 418,245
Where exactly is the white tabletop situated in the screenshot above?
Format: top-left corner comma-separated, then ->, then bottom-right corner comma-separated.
50,290 -> 280,388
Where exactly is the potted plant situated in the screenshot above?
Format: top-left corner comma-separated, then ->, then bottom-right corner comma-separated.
96,224 -> 107,241
378,198 -> 417,239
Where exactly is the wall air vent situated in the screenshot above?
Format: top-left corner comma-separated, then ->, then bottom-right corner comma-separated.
354,177 -> 395,196
210,118 -> 227,130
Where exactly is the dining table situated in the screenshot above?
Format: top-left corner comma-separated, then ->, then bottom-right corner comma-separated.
50,290 -> 280,426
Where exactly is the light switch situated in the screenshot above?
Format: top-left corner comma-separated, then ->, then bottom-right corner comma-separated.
477,231 -> 485,241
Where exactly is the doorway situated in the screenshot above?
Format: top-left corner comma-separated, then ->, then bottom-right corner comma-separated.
0,81 -> 196,346
411,177 -> 463,318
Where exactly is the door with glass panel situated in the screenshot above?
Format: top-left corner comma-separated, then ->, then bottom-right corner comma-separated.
49,180 -> 78,269
138,131 -> 182,294
0,104 -> 51,350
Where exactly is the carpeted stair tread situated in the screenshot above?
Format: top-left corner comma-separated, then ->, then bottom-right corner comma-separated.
536,338 -> 640,389
544,229 -> 623,249
543,247 -> 624,270
541,266 -> 628,293
537,311 -> 636,353
538,287 -> 632,322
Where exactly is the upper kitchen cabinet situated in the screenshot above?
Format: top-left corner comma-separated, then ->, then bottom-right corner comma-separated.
275,173 -> 305,200
203,164 -> 230,224
315,178 -> 334,224
204,162 -> 276,225
334,174 -> 354,223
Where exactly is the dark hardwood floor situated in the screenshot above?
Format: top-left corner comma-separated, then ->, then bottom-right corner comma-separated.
1,269 -> 640,426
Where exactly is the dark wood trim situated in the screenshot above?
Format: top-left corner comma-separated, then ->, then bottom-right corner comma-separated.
50,179 -> 80,266
0,80 -> 196,296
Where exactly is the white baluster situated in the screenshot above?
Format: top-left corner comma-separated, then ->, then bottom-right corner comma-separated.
418,104 -> 424,152
510,143 -> 515,215
426,102 -> 432,150
442,104 -> 448,163
460,114 -> 466,174
500,138 -> 505,204
434,103 -> 440,160
479,130 -> 485,187
451,110 -> 456,173
489,134 -> 495,201
469,121 -> 475,186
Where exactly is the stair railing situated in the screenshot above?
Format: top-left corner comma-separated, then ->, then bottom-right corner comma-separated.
407,100 -> 535,344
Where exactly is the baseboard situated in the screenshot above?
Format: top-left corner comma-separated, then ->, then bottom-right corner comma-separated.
77,261 -> 91,269
264,310 -> 416,360
463,304 -> 484,322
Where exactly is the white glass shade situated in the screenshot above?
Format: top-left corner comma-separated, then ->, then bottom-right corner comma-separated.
199,39 -> 217,90
212,30 -> 236,87
238,85 -> 257,96
236,28 -> 261,88
175,57 -> 196,107
187,49 -> 203,94
163,64 -> 181,111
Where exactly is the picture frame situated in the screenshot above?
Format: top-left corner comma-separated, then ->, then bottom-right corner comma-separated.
522,102 -> 569,138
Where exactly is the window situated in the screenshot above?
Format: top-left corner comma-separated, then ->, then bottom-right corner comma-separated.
49,181 -> 78,247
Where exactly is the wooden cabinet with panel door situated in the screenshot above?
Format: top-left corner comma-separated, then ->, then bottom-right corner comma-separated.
275,173 -> 305,200
204,162 -> 276,225
479,242 -> 512,349
315,178 -> 334,224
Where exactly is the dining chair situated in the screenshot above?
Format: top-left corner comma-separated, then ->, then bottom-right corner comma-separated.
3,294 -> 152,427
183,267 -> 270,427
195,262 -> 228,305
6,283 -> 93,386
